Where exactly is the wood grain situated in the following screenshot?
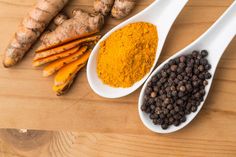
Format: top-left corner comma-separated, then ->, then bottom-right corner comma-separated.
0,0 -> 236,156
0,129 -> 236,157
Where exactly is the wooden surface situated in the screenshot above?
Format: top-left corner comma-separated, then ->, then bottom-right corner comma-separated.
0,0 -> 236,156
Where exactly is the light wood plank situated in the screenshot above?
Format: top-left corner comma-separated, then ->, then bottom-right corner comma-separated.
0,0 -> 235,156
0,129 -> 236,157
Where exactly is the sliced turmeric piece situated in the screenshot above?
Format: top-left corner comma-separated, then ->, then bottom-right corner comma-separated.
43,46 -> 88,77
54,51 -> 91,86
33,46 -> 80,67
36,30 -> 99,53
52,64 -> 85,96
33,35 -> 100,60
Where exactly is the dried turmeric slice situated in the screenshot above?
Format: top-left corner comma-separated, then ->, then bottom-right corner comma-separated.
33,46 -> 80,67
35,34 -> 100,57
36,30 -> 99,53
43,46 -> 88,77
33,35 -> 100,61
54,51 -> 91,86
52,64 -> 85,96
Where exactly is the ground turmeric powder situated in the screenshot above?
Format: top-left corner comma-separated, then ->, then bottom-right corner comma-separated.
97,22 -> 158,88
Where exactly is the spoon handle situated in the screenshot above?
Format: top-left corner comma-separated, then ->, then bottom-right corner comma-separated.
141,0 -> 188,37
200,1 -> 236,64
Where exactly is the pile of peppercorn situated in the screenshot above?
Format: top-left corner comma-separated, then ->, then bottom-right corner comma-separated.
141,50 -> 212,130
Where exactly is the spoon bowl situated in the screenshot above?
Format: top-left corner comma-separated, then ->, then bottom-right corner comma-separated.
87,0 -> 188,98
138,1 -> 236,133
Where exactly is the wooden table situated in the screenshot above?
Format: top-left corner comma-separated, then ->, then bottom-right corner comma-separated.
0,0 -> 236,156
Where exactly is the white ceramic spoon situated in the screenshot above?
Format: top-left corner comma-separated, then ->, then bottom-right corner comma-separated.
87,0 -> 188,98
138,1 -> 236,134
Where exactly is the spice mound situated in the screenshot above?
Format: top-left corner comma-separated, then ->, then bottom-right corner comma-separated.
141,50 -> 212,130
97,22 -> 158,88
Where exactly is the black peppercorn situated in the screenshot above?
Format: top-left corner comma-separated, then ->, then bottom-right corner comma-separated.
203,80 -> 208,86
167,104 -> 173,110
170,65 -> 178,72
161,124 -> 168,130
145,87 -> 152,95
180,116 -> 186,123
142,50 -> 211,129
205,72 -> 212,79
198,65 -> 204,72
205,64 -> 211,70
141,105 -> 146,111
163,63 -> 170,70
169,59 -> 175,65
179,56 -> 186,63
200,58 -> 208,65
192,50 -> 199,58
174,120 -> 180,126
201,50 -> 208,57
150,92 -> 157,98
185,67 -> 192,73
191,106 -> 197,112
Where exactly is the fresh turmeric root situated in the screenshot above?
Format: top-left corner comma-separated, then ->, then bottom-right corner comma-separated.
54,51 -> 91,86
37,9 -> 104,52
43,46 -> 88,77
94,0 -> 115,16
53,13 -> 69,26
111,0 -> 136,19
53,64 -> 85,96
34,35 -> 100,60
2,0 -> 69,67
33,46 -> 81,67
